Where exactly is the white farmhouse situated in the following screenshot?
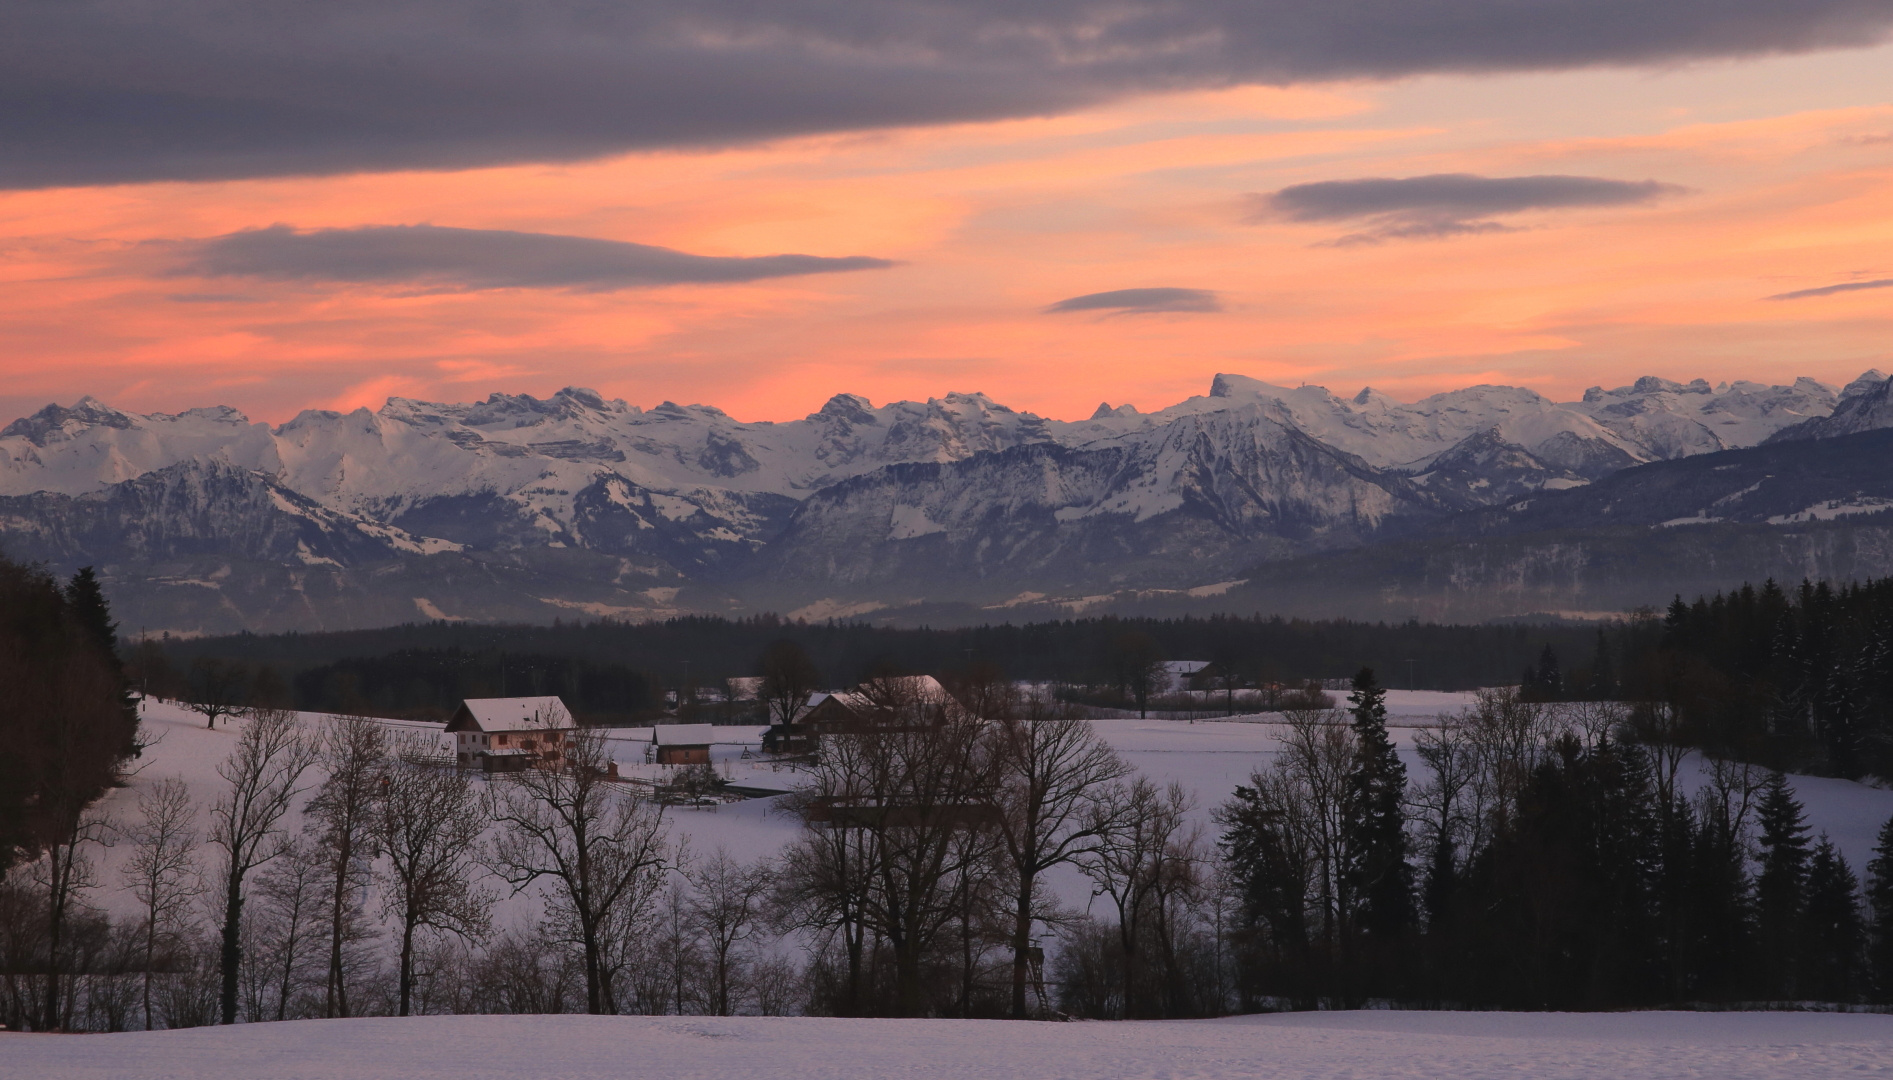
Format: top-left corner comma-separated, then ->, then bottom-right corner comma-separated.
444,696 -> 574,772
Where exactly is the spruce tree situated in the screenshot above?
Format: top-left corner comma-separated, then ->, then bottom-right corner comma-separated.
1588,628 -> 1616,700
1345,667 -> 1414,946
1535,645 -> 1562,700
64,566 -> 123,677
1866,815 -> 1893,1002
1754,771 -> 1811,998
1801,836 -> 1864,1003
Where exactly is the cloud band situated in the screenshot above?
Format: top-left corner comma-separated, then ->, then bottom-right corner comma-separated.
6,1 -> 1893,188
169,224 -> 895,292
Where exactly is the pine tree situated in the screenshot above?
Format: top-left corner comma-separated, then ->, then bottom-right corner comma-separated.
1345,667 -> 1414,948
1866,815 -> 1893,1002
1801,836 -> 1864,1003
1588,628 -> 1616,700
1535,645 -> 1561,700
1754,771 -> 1811,998
1684,798 -> 1753,1002
63,566 -> 121,676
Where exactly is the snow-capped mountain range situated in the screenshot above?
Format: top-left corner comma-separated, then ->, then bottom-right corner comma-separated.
1,370 -> 1888,632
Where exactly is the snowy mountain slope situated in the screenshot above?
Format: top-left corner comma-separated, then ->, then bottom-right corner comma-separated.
1767,372 -> 1893,443
750,407 -> 1439,603
1577,375 -> 1843,457
0,370 -> 1878,630
0,458 -> 457,567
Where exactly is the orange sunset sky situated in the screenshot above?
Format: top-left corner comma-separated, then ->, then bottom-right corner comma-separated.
4,34 -> 1892,426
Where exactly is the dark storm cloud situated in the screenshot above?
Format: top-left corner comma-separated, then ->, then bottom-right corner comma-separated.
6,1 -> 1893,189
1253,173 -> 1683,243
171,224 -> 894,292
1768,277 -> 1893,300
1045,287 -> 1221,314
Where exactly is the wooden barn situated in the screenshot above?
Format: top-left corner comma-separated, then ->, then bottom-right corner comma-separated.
652,723 -> 716,765
445,696 -> 574,772
762,675 -> 973,755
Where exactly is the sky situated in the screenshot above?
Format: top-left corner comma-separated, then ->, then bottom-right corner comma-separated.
3,1 -> 1893,426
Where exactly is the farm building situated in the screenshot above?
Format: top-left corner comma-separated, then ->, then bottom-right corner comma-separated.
652,723 -> 716,765
445,696 -> 574,772
762,675 -> 974,755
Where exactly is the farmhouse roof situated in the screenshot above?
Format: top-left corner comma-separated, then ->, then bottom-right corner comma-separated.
444,696 -> 574,734
653,724 -> 716,747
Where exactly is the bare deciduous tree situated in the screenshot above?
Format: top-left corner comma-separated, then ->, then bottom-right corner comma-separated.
123,778 -> 201,1030
759,640 -> 822,728
1079,777 -> 1199,1018
798,680 -> 997,1016
28,807 -> 110,1030
375,750 -> 493,1016
777,767 -> 878,1013
209,708 -> 315,1024
250,837 -> 326,1021
687,848 -> 774,1016
488,727 -> 677,1015
986,692 -> 1128,1017
184,658 -> 248,730
304,713 -> 387,1017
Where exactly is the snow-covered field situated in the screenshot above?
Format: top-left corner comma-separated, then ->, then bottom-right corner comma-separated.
93,689 -> 1893,927
6,1010 -> 1893,1080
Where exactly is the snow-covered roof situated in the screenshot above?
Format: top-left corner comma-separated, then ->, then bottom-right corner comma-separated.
800,675 -> 981,724
1164,660 -> 1211,677
445,696 -> 573,733
653,723 -> 716,746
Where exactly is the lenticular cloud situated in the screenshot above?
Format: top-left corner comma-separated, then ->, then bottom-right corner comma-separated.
1254,173 -> 1684,243
1046,288 -> 1222,314
172,224 -> 895,293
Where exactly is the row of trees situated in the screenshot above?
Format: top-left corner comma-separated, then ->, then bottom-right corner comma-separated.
155,611 -> 1607,708
1522,578 -> 1893,780
1223,674 -> 1893,1009
10,551 -> 1893,1025
1,707 -> 747,1030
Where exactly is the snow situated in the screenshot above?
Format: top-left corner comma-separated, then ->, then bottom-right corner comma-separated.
6,1010 -> 1893,1079
785,598 -> 888,621
889,502 -> 947,539
2,372 -> 1860,568
1768,498 -> 1893,525
86,694 -> 1893,948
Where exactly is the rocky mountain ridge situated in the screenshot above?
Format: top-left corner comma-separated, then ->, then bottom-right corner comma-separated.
2,370 -> 1887,631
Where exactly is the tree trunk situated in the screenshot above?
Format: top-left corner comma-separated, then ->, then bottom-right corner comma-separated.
219,869 -> 244,1024
1009,885 -> 1033,1018
41,844 -> 67,1031
583,931 -> 604,1015
326,854 -> 351,1018
398,917 -> 416,1017
844,917 -> 865,1017
894,939 -> 924,1017
142,922 -> 155,1031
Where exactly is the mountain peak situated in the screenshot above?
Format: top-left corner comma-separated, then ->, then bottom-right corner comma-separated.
1843,370 -> 1890,401
0,396 -> 137,444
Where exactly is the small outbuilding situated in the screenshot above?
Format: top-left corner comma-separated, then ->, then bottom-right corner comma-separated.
445,696 -> 574,772
652,723 -> 716,765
